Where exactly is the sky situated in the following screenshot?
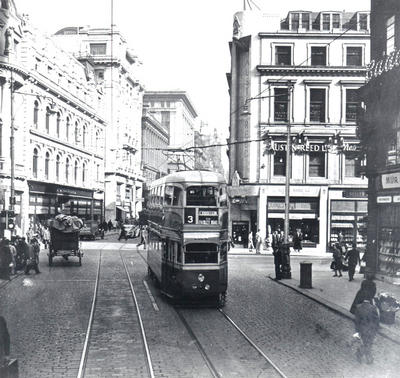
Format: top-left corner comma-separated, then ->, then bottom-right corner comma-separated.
16,0 -> 370,141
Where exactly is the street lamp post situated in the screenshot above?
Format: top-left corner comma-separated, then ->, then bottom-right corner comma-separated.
281,85 -> 293,279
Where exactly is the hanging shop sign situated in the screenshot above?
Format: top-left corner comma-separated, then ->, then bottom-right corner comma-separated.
342,189 -> 368,198
393,195 -> 400,203
381,172 -> 400,189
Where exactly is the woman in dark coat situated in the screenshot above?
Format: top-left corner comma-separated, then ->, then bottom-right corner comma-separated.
350,279 -> 377,314
0,239 -> 12,281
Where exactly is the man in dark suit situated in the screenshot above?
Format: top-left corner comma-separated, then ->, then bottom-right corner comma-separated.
272,230 -> 282,280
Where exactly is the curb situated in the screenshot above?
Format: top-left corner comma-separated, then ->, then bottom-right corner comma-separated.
0,271 -> 24,290
268,275 -> 400,345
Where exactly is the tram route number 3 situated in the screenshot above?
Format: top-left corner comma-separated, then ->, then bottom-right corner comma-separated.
185,208 -> 196,224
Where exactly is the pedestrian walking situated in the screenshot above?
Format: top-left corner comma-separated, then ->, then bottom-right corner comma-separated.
354,289 -> 380,364
0,316 -> 10,367
331,243 -> 343,277
293,229 -> 303,253
0,239 -> 13,281
272,230 -> 282,279
107,220 -> 113,232
141,226 -> 148,249
102,220 -> 108,233
137,226 -> 145,247
255,229 -> 262,254
42,226 -> 50,249
23,237 -> 40,275
8,239 -> 16,275
350,279 -> 377,314
248,231 -> 254,252
345,242 -> 360,281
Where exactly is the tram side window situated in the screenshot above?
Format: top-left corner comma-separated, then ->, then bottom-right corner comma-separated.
220,243 -> 227,263
185,243 -> 218,264
164,185 -> 173,205
186,186 -> 218,206
172,186 -> 183,206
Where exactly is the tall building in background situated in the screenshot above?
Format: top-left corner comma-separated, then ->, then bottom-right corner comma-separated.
0,2 -> 106,235
53,26 -> 145,222
360,0 -> 400,281
227,10 -> 370,249
194,121 -> 225,175
143,91 -> 197,172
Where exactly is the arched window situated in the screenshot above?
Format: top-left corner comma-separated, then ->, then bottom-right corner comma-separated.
82,125 -> 87,147
66,117 -> 70,140
74,161 -> 78,184
45,152 -> 50,180
82,163 -> 86,183
65,158 -> 70,182
95,131 -> 100,150
56,112 -> 61,138
56,155 -> 60,181
33,101 -> 39,128
45,107 -> 51,133
33,148 -> 38,178
75,122 -> 79,144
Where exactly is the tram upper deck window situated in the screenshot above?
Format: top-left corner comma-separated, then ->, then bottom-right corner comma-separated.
186,186 -> 218,206
185,243 -> 218,264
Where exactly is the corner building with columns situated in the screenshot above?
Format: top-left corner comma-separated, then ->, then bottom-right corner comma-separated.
227,10 -> 370,250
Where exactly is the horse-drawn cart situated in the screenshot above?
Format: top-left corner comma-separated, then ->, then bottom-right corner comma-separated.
48,215 -> 83,266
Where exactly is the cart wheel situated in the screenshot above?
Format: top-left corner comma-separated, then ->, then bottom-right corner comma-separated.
48,253 -> 53,266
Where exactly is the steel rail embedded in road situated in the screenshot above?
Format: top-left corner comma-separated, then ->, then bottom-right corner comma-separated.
175,309 -> 222,378
77,250 -> 102,378
218,308 -> 288,378
120,252 -> 155,378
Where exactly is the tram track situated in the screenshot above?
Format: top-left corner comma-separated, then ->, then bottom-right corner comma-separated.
137,246 -> 288,377
77,243 -> 155,378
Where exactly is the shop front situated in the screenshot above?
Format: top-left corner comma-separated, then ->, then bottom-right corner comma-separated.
374,172 -> 400,279
329,189 -> 368,250
28,181 -> 103,225
267,197 -> 320,245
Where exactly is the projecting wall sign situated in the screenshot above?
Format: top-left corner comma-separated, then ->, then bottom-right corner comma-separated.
377,196 -> 392,203
382,172 -> 400,189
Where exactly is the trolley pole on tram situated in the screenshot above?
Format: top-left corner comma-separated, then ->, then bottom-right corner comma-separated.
281,85 -> 293,279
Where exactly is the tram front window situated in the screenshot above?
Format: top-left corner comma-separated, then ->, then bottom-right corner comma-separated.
185,243 -> 218,264
186,186 -> 218,206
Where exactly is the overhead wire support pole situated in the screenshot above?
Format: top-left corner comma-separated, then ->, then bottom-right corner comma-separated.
10,70 -> 15,214
282,84 -> 293,279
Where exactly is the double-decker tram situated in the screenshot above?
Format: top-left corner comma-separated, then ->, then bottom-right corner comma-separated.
144,170 -> 229,306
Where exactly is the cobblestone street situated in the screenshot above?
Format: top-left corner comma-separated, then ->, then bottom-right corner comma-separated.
1,239 -> 399,377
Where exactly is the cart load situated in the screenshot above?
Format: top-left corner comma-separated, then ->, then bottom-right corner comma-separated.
48,215 -> 84,266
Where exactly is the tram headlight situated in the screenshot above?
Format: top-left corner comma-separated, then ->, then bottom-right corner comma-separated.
205,284 -> 210,291
198,274 -> 205,282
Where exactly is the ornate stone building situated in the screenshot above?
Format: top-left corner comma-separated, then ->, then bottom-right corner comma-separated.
53,26 -> 145,222
228,10 -> 370,249
0,1 -> 106,235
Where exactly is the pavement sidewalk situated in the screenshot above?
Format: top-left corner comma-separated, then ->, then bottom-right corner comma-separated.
229,245 -> 329,257
269,258 -> 400,345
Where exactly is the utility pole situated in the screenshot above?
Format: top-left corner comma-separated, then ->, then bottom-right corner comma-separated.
281,84 -> 293,279
10,71 -> 15,211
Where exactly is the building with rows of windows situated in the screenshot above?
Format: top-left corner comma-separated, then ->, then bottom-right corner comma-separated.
53,26 -> 145,222
360,0 -> 400,281
227,10 -> 370,250
0,1 -> 106,234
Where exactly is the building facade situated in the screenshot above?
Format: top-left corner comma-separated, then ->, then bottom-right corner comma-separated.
228,10 -> 370,249
53,26 -> 145,222
0,2 -> 106,235
141,106 -> 169,182
360,0 -> 400,281
143,91 -> 197,172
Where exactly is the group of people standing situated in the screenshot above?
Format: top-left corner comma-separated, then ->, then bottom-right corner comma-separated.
331,240 -> 361,281
247,229 -> 263,254
0,236 -> 41,280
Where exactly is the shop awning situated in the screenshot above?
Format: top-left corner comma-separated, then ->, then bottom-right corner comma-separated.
331,222 -> 354,228
268,213 -> 317,219
116,206 -> 129,212
228,186 -> 259,197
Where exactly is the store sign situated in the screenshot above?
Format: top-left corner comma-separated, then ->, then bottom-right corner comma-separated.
377,196 -> 392,203
267,143 -> 360,153
184,232 -> 219,240
393,195 -> 400,203
343,190 -> 368,198
382,172 -> 400,189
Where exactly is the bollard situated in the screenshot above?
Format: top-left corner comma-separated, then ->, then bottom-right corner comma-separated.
299,261 -> 312,288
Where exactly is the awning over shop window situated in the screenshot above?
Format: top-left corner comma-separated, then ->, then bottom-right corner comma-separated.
228,186 -> 259,197
116,206 -> 129,212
